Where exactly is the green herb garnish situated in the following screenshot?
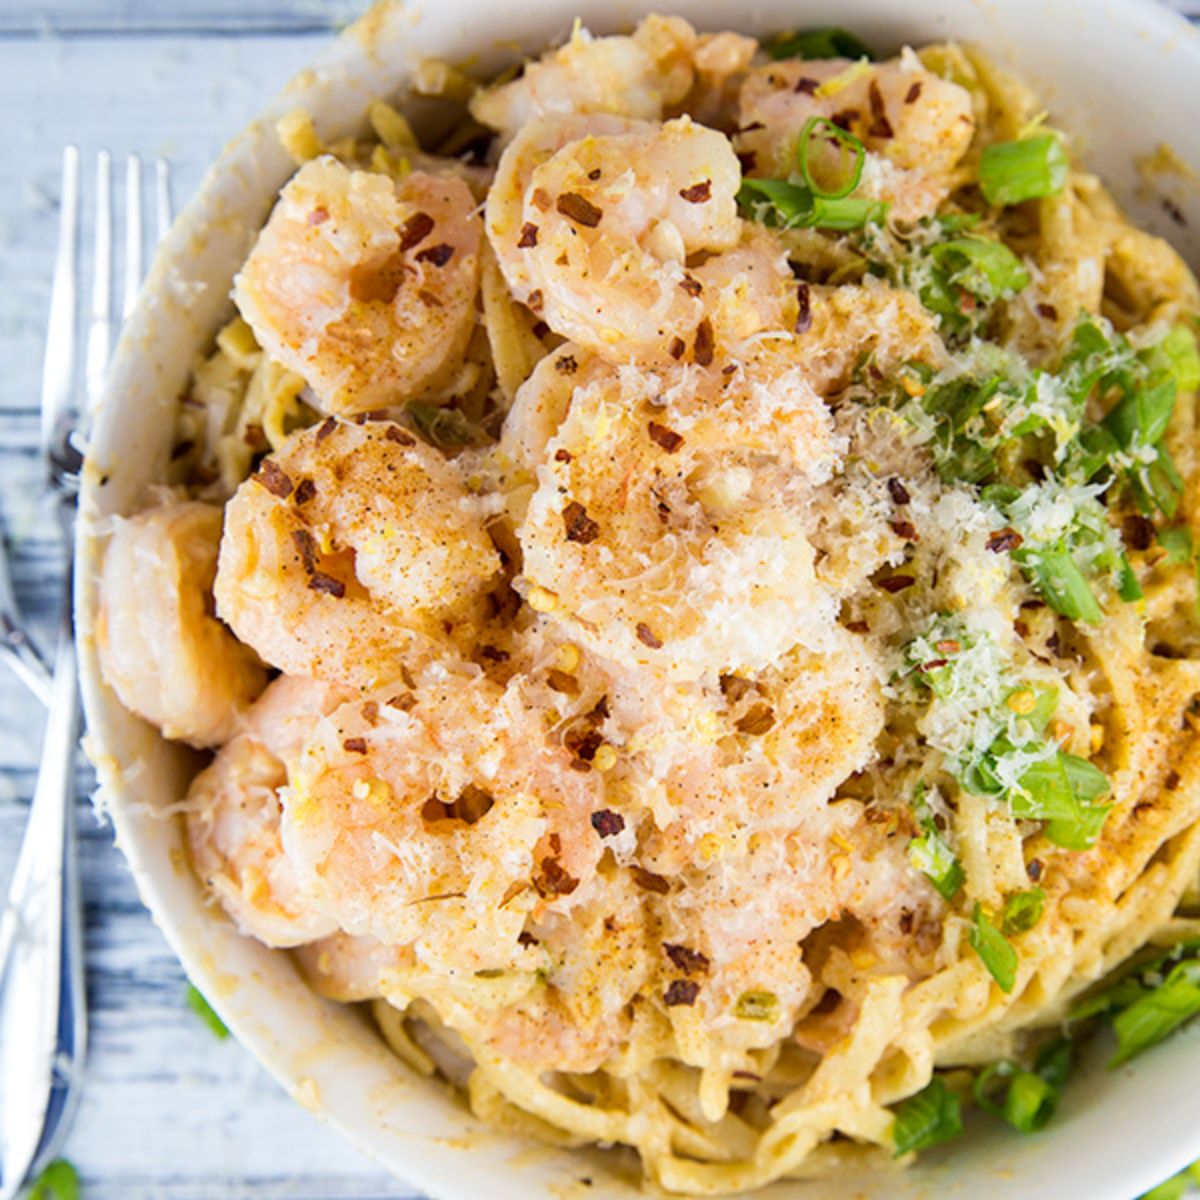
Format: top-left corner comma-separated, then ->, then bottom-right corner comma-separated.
737,177 -> 887,232
1001,888 -> 1046,936
797,116 -> 866,199
979,134 -> 1069,206
891,1076 -> 964,1156
907,782 -> 964,901
734,990 -> 780,1021
970,903 -> 1018,993
186,983 -> 230,1040
764,26 -> 875,61
27,1159 -> 80,1200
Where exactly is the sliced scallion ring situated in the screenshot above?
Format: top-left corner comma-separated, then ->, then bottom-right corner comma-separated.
797,115 -> 867,200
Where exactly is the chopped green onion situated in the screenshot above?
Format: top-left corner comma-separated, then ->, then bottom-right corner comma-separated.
929,236 -> 1031,299
27,1160 -> 80,1200
908,826 -> 964,902
1010,751 -> 1112,850
891,1076 -> 964,1156
797,116 -> 866,199
1002,888 -> 1045,936
970,903 -> 1018,993
1148,323 -> 1200,394
186,983 -> 230,1040
736,177 -> 887,231
1110,958 -> 1200,1066
1034,1035 -> 1073,1091
979,134 -> 1069,206
1159,526 -> 1194,565
1017,543 -> 1104,625
765,26 -> 875,61
735,990 -> 780,1021
1139,1172 -> 1192,1200
973,1059 -> 1058,1133
1102,371 -> 1177,451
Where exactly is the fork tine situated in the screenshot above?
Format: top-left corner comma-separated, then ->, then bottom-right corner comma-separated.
122,154 -> 142,320
85,151 -> 113,411
155,157 -> 172,244
39,147 -> 78,469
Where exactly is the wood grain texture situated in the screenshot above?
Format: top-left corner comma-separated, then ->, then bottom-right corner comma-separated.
0,3 -> 1196,1196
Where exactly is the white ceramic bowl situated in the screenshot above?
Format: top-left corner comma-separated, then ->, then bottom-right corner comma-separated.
76,2 -> 1200,1196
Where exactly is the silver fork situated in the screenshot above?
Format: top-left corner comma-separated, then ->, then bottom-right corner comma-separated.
0,147 -> 172,1200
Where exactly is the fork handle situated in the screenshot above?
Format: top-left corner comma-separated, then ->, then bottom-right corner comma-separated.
0,559 -> 86,1198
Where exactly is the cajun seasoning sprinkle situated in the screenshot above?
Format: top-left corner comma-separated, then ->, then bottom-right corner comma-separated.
562,500 -> 601,544
591,809 -> 626,837
555,354 -> 578,375
292,529 -> 318,574
342,737 -> 368,754
415,242 -> 455,267
398,211 -> 435,251
308,572 -> 346,598
556,192 -> 603,227
679,180 -> 712,203
517,222 -> 539,248
636,622 -> 663,649
904,80 -> 923,104
986,527 -> 1024,553
668,336 -> 686,360
648,421 -> 684,453
256,459 -> 293,498
664,944 -> 710,975
693,318 -> 714,367
664,979 -> 700,1006
293,477 -> 317,506
535,856 -> 580,897
554,448 -> 573,462
795,282 -> 812,334
631,866 -> 671,894
867,80 -> 894,139
316,416 -> 338,443
890,520 -> 918,541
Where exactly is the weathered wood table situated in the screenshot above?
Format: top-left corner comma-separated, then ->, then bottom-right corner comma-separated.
0,2 -> 1197,1196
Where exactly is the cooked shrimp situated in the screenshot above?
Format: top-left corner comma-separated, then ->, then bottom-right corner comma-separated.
282,669 -> 604,971
186,676 -> 348,947
737,53 -> 975,223
470,15 -> 697,142
488,114 -> 753,362
293,932 -> 410,1002
510,344 -> 845,679
96,501 -> 266,748
234,156 -> 482,415
215,417 -> 500,689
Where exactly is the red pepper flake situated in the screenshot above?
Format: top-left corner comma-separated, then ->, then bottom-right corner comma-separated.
385,425 -> 416,446
794,77 -> 819,95
527,289 -> 544,313
632,866 -> 671,894
316,416 -> 338,443
867,80 -> 894,139
693,318 -> 714,367
679,180 -> 712,204
307,206 -> 330,227
904,81 -> 923,105
564,725 -> 604,767
680,273 -> 703,297
255,459 -> 293,498
795,281 -> 812,333
531,187 -> 552,211
986,527 -> 1024,553
398,211 -> 435,251
386,692 -> 415,711
293,477 -> 317,506
636,622 -> 663,649
891,519 -> 918,541
1167,770 -> 1182,791
664,943 -> 710,975
668,336 -> 686,361
562,500 -> 601,544
291,528 -> 318,575
1026,857 -> 1044,882
517,222 -> 539,248
342,737 -> 368,754
361,701 -> 379,725
664,979 -> 699,1006
844,619 -> 870,634
591,809 -> 625,837
1036,301 -> 1059,320
308,572 -> 346,598
555,192 -> 603,228
1123,514 -> 1156,552
415,242 -> 454,267
876,574 -> 915,594
535,856 -> 580,897
887,477 -> 911,505
554,448 -> 573,463
920,658 -> 948,672
647,421 -> 684,453
554,354 -> 578,375
831,109 -> 859,132
587,168 -> 602,181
